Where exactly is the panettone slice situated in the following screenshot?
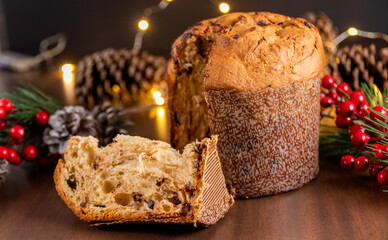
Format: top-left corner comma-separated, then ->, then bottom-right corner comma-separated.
54,135 -> 234,226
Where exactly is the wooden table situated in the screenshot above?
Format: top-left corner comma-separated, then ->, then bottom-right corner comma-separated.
1,70 -> 388,240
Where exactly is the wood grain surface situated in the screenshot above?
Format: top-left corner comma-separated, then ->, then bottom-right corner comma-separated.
1,71 -> 388,240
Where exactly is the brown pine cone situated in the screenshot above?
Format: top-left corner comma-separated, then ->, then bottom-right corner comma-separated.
75,48 -> 167,109
92,102 -> 133,146
326,44 -> 388,90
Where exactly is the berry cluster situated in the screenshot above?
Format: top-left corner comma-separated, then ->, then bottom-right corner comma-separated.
321,75 -> 388,186
0,98 -> 50,165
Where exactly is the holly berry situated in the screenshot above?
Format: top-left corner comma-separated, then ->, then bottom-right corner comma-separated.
349,91 -> 366,107
370,106 -> 388,123
0,146 -> 8,159
350,131 -> 370,149
9,125 -> 25,140
328,91 -> 339,104
335,114 -> 352,128
339,101 -> 356,117
340,155 -> 355,170
376,145 -> 388,160
7,148 -> 21,165
320,96 -> 334,108
0,98 -> 13,112
354,156 -> 369,171
0,107 -> 5,119
369,143 -> 382,154
321,75 -> 336,89
359,102 -> 370,117
377,170 -> 388,185
336,82 -> 351,97
0,120 -> 6,130
22,145 -> 38,160
349,124 -> 364,137
370,164 -> 384,177
35,111 -> 50,125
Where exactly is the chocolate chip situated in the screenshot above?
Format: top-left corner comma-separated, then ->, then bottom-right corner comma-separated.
115,182 -> 122,189
181,33 -> 193,44
185,66 -> 193,74
258,36 -> 266,44
204,74 -> 209,78
257,20 -> 270,27
181,203 -> 192,216
268,85 -> 271,88
67,175 -> 77,190
94,204 -> 106,208
133,192 -> 143,202
93,162 -> 98,170
277,22 -> 283,25
148,200 -> 155,209
168,192 -> 182,205
156,178 -> 165,186
304,21 -> 312,29
80,201 -> 87,208
185,185 -> 196,197
233,34 -> 239,39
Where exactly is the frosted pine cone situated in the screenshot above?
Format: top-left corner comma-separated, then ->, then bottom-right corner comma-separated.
92,102 -> 133,146
0,160 -> 8,187
43,106 -> 98,154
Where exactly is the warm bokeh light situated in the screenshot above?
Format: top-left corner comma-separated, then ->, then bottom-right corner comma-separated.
347,27 -> 358,36
166,0 -> 173,2
155,97 -> 165,105
62,72 -> 73,83
61,64 -> 74,73
157,106 -> 165,117
138,20 -> 149,31
152,90 -> 161,99
219,3 -> 230,13
112,84 -> 121,93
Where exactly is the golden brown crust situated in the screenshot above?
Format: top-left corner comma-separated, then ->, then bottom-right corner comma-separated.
168,12 -> 324,91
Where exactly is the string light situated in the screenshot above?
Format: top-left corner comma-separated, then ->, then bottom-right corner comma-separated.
347,27 -> 358,36
61,63 -> 75,83
138,20 -> 149,31
219,2 -> 230,14
151,88 -> 165,105
61,63 -> 74,73
331,27 -> 388,47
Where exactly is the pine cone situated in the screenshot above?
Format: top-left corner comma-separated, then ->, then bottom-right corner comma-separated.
326,44 -> 388,90
302,12 -> 338,58
92,102 -> 133,146
0,160 -> 8,187
43,106 -> 98,154
75,48 -> 167,109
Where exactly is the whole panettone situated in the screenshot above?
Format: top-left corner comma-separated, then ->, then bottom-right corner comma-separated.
166,12 -> 324,198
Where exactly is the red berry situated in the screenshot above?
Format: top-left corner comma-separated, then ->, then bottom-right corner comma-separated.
354,156 -> 369,171
376,145 -> 388,160
9,125 -> 25,139
328,91 -> 339,104
370,106 -> 388,123
6,148 -> 21,165
349,91 -> 366,107
370,164 -> 384,177
0,120 -> 6,130
0,107 -> 5,119
336,82 -> 351,97
340,155 -> 355,170
22,145 -> 38,160
369,143 -> 382,154
321,75 -> 336,89
320,96 -> 334,108
0,98 -> 13,112
335,114 -> 352,128
351,131 -> 370,149
359,102 -> 370,117
37,156 -> 49,165
0,146 -> 7,159
339,101 -> 356,117
349,124 -> 364,137
35,111 -> 50,125
378,170 -> 388,185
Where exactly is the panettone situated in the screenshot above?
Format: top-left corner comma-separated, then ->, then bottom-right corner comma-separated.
54,135 -> 234,226
166,12 -> 324,198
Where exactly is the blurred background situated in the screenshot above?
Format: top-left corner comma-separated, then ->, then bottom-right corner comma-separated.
1,0 -> 388,62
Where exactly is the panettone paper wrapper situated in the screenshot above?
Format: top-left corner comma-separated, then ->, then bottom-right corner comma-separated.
205,77 -> 320,198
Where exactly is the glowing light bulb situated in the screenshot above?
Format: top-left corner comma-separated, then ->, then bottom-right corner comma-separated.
61,63 -> 74,73
63,72 -> 73,83
219,3 -> 230,14
347,27 -> 358,36
153,90 -> 161,99
155,97 -> 165,105
138,20 -> 149,31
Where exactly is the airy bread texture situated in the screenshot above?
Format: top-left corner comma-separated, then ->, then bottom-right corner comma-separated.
167,12 -> 324,197
54,135 -> 233,226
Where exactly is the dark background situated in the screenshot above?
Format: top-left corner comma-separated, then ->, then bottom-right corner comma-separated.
2,0 -> 388,63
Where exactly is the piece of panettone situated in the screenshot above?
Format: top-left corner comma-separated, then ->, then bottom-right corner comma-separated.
54,135 -> 234,226
166,12 -> 324,197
